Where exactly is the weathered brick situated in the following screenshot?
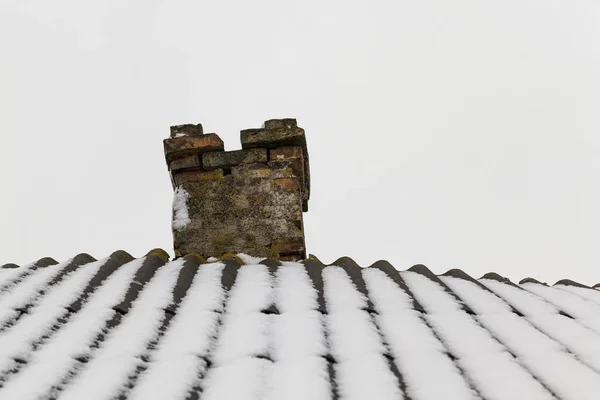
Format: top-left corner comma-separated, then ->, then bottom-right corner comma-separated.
170,123 -> 203,137
232,163 -> 272,179
274,177 -> 299,191
266,161 -> 291,174
264,118 -> 297,130
164,134 -> 224,163
270,146 -> 303,161
240,126 -> 305,150
240,121 -> 310,209
279,254 -> 302,262
203,148 -> 267,170
269,159 -> 304,181
274,237 -> 305,257
173,169 -> 224,185
169,154 -> 201,171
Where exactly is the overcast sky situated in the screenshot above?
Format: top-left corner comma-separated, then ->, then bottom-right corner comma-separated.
2,1 -> 600,285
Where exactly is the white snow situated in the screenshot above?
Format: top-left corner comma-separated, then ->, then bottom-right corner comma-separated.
265,262 -> 330,400
6,253 -> 600,400
0,258 -> 71,325
237,253 -> 267,265
203,358 -> 272,400
203,263 -> 273,400
402,271 -> 553,400
323,266 -> 403,400
0,261 -> 37,291
481,278 -> 600,377
521,283 -> 600,335
363,268 -> 477,400
211,264 -> 272,366
274,263 -> 319,312
442,276 -> 600,400
57,259 -> 185,400
0,257 -> 108,375
554,285 -> 600,306
479,279 -> 559,316
0,257 -> 145,400
172,186 -> 191,231
205,261 -> 331,400
265,357 -> 330,400
129,262 -> 225,400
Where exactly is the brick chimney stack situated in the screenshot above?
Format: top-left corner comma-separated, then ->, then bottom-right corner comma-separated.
164,119 -> 310,260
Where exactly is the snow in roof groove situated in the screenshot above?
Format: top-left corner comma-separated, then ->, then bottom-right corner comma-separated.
201,261 -> 274,400
265,261 -> 330,400
442,269 -> 525,317
0,258 -> 72,333
1,250 -> 600,399
402,271 -> 556,400
520,283 -> 600,335
450,274 -> 600,382
444,276 -> 600,399
0,254 -> 123,390
47,253 -> 169,398
364,268 -> 481,400
408,265 -> 476,316
301,259 -> 338,399
553,284 -> 600,307
323,265 -> 403,400
369,260 -> 425,313
0,254 -> 96,337
481,278 -> 600,377
331,258 -> 409,398
66,250 -> 134,313
0,257 -> 57,296
113,251 -> 168,315
57,258 -> 185,400
179,258 -> 330,400
182,257 -> 242,398
117,255 -> 204,399
129,259 -> 225,400
365,263 -> 487,399
0,255 -> 145,399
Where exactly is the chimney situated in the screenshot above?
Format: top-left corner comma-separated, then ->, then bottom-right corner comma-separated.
164,118 -> 310,261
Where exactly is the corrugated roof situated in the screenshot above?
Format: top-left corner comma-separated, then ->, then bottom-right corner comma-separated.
0,251 -> 600,400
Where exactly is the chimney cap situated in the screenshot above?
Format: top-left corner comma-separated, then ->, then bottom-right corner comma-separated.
240,119 -> 305,150
170,123 -> 204,138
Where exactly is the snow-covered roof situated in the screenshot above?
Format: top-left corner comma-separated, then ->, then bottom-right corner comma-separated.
1,250 -> 600,400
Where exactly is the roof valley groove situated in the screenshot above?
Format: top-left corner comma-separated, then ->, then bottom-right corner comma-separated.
54,251 -> 170,398
185,257 -> 240,399
367,264 -> 485,400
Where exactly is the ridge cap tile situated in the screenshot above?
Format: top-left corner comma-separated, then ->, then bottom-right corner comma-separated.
519,277 -> 548,286
553,279 -> 591,289
479,272 -> 511,283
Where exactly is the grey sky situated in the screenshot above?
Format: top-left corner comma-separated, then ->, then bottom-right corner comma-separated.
2,1 -> 600,285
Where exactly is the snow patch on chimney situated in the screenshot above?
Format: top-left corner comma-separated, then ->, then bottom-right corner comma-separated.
172,186 -> 191,231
